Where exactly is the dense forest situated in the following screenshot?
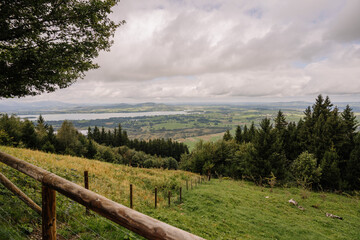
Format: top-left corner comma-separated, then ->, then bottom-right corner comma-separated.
87,125 -> 189,160
0,116 -> 185,170
180,95 -> 360,190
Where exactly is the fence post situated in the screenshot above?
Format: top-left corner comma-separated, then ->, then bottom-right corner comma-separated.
42,184 -> 56,240
179,187 -> 182,203
191,180 -> 193,189
130,184 -> 133,209
84,171 -> 89,214
155,187 -> 157,209
186,179 -> 188,190
168,191 -> 171,207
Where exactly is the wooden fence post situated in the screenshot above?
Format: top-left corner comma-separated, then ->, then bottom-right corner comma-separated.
191,180 -> 193,189
186,179 -> 188,190
168,191 -> 171,207
84,171 -> 89,214
155,187 -> 157,209
179,187 -> 182,203
130,184 -> 133,209
0,172 -> 41,215
42,184 -> 56,240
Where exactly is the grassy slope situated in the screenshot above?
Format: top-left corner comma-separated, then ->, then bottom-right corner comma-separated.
1,146 -> 359,240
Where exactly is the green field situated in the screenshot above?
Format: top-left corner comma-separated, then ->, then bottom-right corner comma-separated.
1,146 -> 359,239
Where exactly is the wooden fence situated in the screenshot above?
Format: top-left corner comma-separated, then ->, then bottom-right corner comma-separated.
0,151 -> 205,240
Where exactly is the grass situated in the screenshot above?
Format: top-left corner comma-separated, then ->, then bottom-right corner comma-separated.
1,146 -> 360,239
151,180 -> 360,239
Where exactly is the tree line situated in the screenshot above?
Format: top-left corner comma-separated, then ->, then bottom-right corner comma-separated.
0,115 -> 181,170
87,125 -> 189,161
180,95 -> 360,190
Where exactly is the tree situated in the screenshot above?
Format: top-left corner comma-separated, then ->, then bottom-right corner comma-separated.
1,0 -> 124,98
340,105 -> 358,163
223,129 -> 232,141
252,118 -> 287,181
235,125 -> 242,143
21,120 -> 37,149
320,148 -> 341,189
274,110 -> 287,131
291,151 -> 322,187
56,120 -> 79,153
347,133 -> 360,189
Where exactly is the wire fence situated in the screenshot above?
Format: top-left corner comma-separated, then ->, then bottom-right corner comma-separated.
1,162 -> 208,239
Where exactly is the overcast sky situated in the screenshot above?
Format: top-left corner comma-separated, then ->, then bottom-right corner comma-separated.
10,0 -> 360,103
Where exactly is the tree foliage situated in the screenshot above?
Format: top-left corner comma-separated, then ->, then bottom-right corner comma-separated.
180,95 -> 359,190
0,0 -> 123,98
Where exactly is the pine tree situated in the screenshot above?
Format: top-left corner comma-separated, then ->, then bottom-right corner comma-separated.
249,122 -> 256,142
347,133 -> 360,189
235,125 -> 242,143
85,140 -> 97,159
252,118 -> 286,180
223,129 -> 232,141
274,110 -> 287,131
243,125 -> 249,142
87,127 -> 93,139
340,105 -> 358,160
320,147 -> 341,189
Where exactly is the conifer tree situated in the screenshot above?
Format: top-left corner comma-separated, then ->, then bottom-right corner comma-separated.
320,147 -> 341,189
223,129 -> 232,141
340,105 -> 358,161
235,125 -> 242,143
21,120 -> 37,149
347,133 -> 360,189
243,125 -> 249,142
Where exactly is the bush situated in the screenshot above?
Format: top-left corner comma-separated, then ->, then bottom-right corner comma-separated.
292,151 -> 322,187
0,129 -> 13,146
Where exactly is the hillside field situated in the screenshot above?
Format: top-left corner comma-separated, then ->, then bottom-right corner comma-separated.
1,146 -> 359,239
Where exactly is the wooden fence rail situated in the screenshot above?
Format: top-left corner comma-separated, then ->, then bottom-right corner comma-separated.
0,151 -> 205,240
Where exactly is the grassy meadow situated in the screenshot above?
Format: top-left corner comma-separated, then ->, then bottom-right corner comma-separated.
1,146 -> 359,239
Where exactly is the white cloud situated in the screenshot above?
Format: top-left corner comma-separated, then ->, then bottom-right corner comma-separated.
16,0 -> 360,103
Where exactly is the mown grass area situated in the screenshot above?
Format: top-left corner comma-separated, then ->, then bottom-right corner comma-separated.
1,146 -> 359,239
150,180 -> 360,240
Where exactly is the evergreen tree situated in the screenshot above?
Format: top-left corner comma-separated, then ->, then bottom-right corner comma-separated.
320,147 -> 341,189
286,122 -> 302,161
87,127 -> 93,139
235,125 -> 242,143
21,120 -> 37,149
36,115 -> 48,148
249,122 -> 256,142
243,125 -> 249,142
92,126 -> 100,142
252,118 -> 286,181
340,105 -> 358,163
274,110 -> 287,131
347,133 -> 360,189
223,129 -> 232,141
85,140 -> 97,159
47,125 -> 56,145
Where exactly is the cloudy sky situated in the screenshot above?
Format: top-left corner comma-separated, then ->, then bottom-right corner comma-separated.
12,0 -> 360,103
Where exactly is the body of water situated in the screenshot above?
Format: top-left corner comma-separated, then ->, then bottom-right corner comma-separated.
19,111 -> 189,121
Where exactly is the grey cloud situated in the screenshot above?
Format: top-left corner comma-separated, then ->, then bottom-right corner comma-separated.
19,0 -> 360,103
325,0 -> 360,43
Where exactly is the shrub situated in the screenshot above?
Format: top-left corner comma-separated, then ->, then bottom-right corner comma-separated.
292,151 -> 322,187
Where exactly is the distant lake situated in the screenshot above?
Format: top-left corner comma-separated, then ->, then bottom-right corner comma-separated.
19,111 -> 189,121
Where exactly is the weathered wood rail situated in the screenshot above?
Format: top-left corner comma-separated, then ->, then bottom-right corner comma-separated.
0,151 -> 205,240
